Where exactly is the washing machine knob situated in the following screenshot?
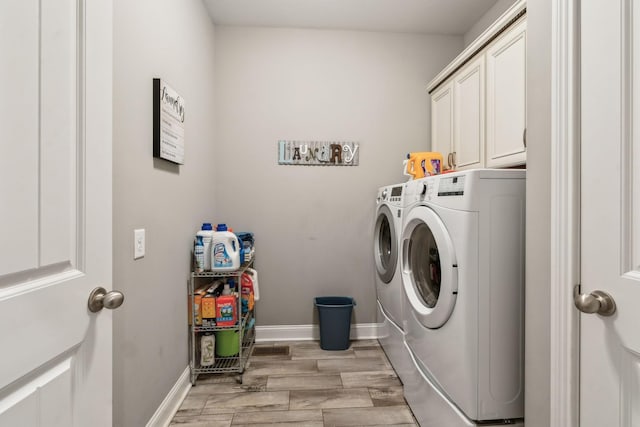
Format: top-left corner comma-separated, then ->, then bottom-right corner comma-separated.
420,183 -> 428,196
381,189 -> 388,200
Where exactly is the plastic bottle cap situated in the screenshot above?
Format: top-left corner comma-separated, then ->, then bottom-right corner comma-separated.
216,224 -> 228,231
202,223 -> 213,230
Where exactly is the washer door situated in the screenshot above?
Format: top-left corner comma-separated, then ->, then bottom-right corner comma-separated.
374,204 -> 398,284
401,205 -> 458,329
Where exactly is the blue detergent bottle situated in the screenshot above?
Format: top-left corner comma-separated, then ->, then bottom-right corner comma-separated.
211,224 -> 241,271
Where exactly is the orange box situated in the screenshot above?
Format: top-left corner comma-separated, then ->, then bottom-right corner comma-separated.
189,288 -> 207,325
201,294 -> 217,319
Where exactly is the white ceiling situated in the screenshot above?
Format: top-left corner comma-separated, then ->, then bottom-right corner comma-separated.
203,0 -> 501,35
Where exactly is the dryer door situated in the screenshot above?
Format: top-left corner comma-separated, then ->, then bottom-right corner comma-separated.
401,205 -> 457,329
374,204 -> 398,284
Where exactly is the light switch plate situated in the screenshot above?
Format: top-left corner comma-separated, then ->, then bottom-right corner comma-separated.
134,229 -> 145,259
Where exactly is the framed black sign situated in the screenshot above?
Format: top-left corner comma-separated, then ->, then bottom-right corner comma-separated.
153,78 -> 185,164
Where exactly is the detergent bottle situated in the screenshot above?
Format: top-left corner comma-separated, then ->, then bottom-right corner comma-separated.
244,268 -> 259,301
200,333 -> 215,366
196,223 -> 214,270
194,236 -> 205,273
240,270 -> 256,313
211,224 -> 241,271
404,152 -> 444,180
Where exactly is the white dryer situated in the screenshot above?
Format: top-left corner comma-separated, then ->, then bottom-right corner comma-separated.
374,184 -> 414,384
400,169 -> 525,425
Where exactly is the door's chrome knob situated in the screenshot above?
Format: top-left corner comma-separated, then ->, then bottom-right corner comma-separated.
88,287 -> 125,313
573,285 -> 616,316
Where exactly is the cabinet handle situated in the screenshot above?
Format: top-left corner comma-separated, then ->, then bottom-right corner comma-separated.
447,152 -> 453,169
523,128 -> 527,148
452,151 -> 457,168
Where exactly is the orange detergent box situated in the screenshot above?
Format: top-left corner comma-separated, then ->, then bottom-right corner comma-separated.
201,294 -> 217,320
189,288 -> 207,326
216,295 -> 237,326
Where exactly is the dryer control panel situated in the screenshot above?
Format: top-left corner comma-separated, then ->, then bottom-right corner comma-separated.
389,185 -> 403,203
377,184 -> 405,207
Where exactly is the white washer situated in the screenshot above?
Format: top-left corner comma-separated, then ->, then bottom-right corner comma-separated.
400,169 -> 525,425
373,183 -> 414,384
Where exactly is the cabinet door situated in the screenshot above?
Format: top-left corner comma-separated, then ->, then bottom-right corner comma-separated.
430,81 -> 454,170
486,19 -> 527,168
453,55 -> 485,170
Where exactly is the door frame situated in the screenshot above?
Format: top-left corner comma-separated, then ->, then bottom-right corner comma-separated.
549,0 -> 580,425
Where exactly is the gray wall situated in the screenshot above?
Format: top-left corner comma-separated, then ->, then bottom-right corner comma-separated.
525,0 -> 551,425
112,1 -> 217,425
463,0 -> 518,46
109,4 -> 552,424
213,27 -> 463,326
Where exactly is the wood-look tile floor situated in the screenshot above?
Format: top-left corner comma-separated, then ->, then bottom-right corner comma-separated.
170,340 -> 418,426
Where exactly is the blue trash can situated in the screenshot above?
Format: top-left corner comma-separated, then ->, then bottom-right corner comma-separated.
314,296 -> 356,351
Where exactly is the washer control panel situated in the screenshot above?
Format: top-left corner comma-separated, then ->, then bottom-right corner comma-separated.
437,175 -> 466,197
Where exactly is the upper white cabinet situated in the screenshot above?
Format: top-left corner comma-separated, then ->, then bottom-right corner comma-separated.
428,0 -> 526,171
453,54 -> 485,170
431,81 -> 454,170
486,19 -> 527,168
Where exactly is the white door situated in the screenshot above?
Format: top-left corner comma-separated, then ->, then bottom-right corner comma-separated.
0,1 -> 114,426
579,0 -> 640,425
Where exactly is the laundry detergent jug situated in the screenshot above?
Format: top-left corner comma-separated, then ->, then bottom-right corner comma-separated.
243,268 -> 259,301
403,152 -> 443,180
240,268 -> 259,313
196,223 -> 214,270
211,224 -> 241,271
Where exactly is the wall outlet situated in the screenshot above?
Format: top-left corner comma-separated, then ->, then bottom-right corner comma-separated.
134,229 -> 145,259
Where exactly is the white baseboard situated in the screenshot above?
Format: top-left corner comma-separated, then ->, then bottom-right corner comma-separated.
255,323 -> 380,342
146,366 -> 191,427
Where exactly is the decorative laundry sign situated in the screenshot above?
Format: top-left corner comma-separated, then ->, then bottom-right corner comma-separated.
278,140 -> 359,166
153,78 -> 185,165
